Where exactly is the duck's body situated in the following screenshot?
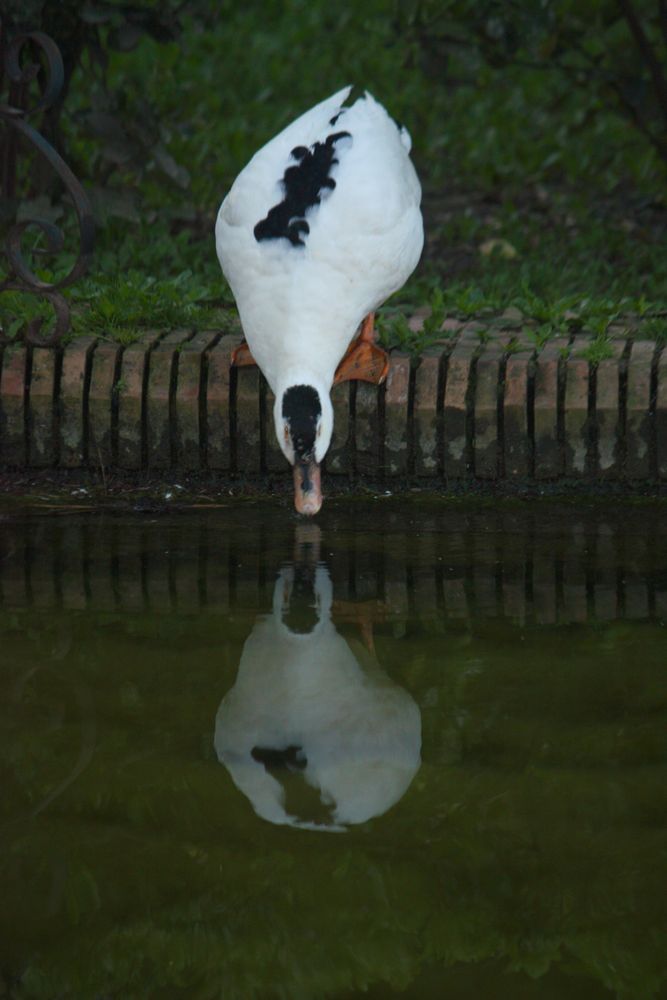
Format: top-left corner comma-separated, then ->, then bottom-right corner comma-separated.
215,566 -> 421,831
215,86 -> 423,512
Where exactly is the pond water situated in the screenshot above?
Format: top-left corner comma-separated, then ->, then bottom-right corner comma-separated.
1,498 -> 666,1000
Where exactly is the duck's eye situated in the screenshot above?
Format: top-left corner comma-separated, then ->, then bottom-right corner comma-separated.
284,425 -> 290,444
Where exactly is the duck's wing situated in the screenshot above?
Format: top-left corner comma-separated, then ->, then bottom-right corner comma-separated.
215,89 -> 423,386
218,86 -> 352,238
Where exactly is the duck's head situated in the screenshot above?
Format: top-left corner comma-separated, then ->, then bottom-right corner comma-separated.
276,383 -> 333,516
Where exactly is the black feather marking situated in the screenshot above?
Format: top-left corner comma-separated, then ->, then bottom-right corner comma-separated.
254,130 -> 351,246
282,385 -> 321,459
252,745 -> 307,771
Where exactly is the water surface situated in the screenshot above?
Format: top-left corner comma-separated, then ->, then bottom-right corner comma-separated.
1,499 -> 666,999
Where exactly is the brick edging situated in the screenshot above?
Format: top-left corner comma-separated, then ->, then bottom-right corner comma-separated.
1,507 -> 664,624
0,327 -> 664,481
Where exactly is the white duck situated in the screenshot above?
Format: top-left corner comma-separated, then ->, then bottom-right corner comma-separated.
215,563 -> 421,832
215,86 -> 423,514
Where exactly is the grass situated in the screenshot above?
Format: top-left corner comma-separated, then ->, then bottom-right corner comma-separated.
2,1 -> 666,350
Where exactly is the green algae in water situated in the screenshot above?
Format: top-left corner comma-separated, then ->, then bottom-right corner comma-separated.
0,502 -> 666,999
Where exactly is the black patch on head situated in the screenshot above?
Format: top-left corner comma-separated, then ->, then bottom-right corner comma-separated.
284,563 -> 319,633
282,385 -> 321,459
254,130 -> 351,247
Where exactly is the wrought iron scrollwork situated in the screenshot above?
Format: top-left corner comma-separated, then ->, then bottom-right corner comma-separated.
0,22 -> 95,347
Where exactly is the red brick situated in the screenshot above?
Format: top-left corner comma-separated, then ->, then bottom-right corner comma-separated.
117,331 -> 162,470
355,381 -> 381,475
503,348 -> 533,478
173,330 -> 219,471
414,347 -> 444,476
0,345 -> 28,465
443,340 -> 475,478
563,342 -> 591,476
28,347 -> 57,466
87,342 -> 121,469
474,343 -> 503,478
236,365 -> 262,475
326,381 -> 351,475
625,340 -> 655,479
264,382 -> 289,474
594,341 -> 625,477
534,339 -> 569,479
206,334 -> 241,471
383,352 -> 410,476
59,337 -> 96,468
146,330 -> 193,471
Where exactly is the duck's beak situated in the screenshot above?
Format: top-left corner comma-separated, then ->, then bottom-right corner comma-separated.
293,459 -> 322,516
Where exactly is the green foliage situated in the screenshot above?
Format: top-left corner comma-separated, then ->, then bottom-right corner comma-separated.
4,1 -> 666,349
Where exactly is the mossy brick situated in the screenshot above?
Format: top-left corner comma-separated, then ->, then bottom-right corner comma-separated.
206,334 -> 240,471
656,348 -> 667,479
563,344 -> 591,476
443,340 -> 475,479
117,331 -> 162,470
503,348 -> 533,478
28,347 -> 57,467
0,344 -> 28,465
326,382 -> 351,475
355,382 -> 381,476
87,342 -> 121,469
382,352 -> 410,477
414,347 -> 443,476
236,365 -> 262,475
146,330 -> 193,471
533,338 -> 569,479
473,343 -> 503,479
59,337 -> 95,468
173,330 -> 219,471
264,382 -> 288,474
625,340 -> 655,479
594,341 -> 625,477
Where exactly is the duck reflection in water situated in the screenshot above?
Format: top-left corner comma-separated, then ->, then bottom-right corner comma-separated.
215,529 -> 421,832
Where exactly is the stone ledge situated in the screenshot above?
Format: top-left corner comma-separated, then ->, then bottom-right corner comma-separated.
0,329 -> 663,482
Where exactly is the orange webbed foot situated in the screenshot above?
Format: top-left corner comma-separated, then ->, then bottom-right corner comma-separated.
334,312 -> 389,386
231,340 -> 257,367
